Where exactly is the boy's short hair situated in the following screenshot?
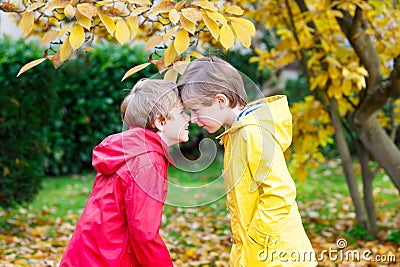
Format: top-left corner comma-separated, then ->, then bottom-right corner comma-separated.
178,56 -> 247,108
121,78 -> 180,130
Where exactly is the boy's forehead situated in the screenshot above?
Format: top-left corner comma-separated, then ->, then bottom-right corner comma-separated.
172,103 -> 184,110
183,102 -> 204,110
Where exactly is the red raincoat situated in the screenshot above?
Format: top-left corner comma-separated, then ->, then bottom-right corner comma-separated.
60,127 -> 175,267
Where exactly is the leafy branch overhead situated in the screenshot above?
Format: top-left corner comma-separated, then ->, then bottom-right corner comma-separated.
0,0 -> 255,79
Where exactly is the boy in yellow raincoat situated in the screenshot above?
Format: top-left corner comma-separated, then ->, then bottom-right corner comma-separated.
178,57 -> 317,267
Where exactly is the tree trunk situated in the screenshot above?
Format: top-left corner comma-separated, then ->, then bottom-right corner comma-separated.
330,98 -> 367,226
352,116 -> 400,192
354,140 -> 378,239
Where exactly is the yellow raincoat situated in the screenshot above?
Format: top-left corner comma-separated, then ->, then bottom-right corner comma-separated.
218,95 -> 317,267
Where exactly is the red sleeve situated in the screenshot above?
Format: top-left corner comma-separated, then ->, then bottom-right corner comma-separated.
124,162 -> 173,267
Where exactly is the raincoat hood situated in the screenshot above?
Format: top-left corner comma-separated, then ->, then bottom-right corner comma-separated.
219,95 -> 292,151
92,126 -> 175,176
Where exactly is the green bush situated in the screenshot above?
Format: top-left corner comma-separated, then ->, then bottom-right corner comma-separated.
0,36 -> 58,208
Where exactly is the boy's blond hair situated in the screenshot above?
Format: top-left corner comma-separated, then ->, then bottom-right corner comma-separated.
178,56 -> 247,108
121,79 -> 180,130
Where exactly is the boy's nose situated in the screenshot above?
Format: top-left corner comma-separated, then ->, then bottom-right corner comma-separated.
190,114 -> 198,123
183,112 -> 190,121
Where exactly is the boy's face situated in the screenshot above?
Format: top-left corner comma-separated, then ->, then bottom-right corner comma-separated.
185,102 -> 224,133
161,104 -> 190,146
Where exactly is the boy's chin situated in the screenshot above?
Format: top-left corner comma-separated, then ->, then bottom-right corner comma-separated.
205,127 -> 220,134
180,136 -> 189,143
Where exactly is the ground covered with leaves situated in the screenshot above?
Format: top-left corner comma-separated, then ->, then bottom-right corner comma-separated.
1,164 -> 399,266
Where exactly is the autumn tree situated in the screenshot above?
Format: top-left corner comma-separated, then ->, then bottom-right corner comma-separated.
1,0 -> 399,237
247,0 -> 400,238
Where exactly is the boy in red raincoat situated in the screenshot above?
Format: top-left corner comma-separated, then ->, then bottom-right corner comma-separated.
60,79 -> 190,267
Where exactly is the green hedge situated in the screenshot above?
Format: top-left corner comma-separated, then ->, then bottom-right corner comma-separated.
0,36 -> 59,207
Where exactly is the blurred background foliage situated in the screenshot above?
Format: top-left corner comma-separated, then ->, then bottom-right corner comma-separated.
0,36 -> 158,207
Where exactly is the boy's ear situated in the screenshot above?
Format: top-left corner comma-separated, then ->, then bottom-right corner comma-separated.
153,118 -> 166,132
215,93 -> 230,107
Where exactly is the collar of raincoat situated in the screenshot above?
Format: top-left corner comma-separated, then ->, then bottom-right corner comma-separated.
216,95 -> 293,152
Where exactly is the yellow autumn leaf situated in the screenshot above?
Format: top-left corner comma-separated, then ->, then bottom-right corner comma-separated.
188,51 -> 204,59
228,17 -> 255,36
230,20 -> 251,48
76,9 -> 91,30
281,51 -> 296,65
163,26 -> 179,42
355,74 -> 366,90
206,11 -> 227,24
121,62 -> 151,81
150,0 -> 175,15
54,12 -> 66,21
127,0 -> 152,5
331,10 -> 344,18
164,68 -> 179,82
164,42 -> 176,66
307,52 -> 324,68
26,2 -> 45,12
130,6 -> 150,17
69,24 -> 85,49
126,15 -> 139,37
180,15 -> 196,34
19,11 -> 34,36
173,61 -> 190,75
192,0 -> 216,11
3,167 -> 10,177
356,66 -> 369,77
325,56 -> 341,67
342,79 -> 353,95
77,3 -> 97,19
328,84 -> 343,99
58,22 -> 73,38
64,4 -> 75,20
203,12 -> 219,39
60,36 -> 72,62
98,9 -> 115,35
40,30 -> 58,46
145,35 -> 164,50
220,24 -> 235,50
17,58 -> 47,77
328,63 -> 340,79
48,51 -> 63,69
95,1 -> 112,8
294,166 -> 308,183
174,29 -> 190,54
115,20 -> 130,44
310,72 -> 328,90
174,1 -> 185,11
45,0 -> 69,11
169,9 -> 180,25
225,6 -> 244,15
181,8 -> 202,23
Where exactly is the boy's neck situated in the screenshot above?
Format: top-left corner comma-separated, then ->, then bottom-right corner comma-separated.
224,105 -> 245,128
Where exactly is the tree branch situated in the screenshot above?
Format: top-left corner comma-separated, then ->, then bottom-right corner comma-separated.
335,7 -> 381,93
